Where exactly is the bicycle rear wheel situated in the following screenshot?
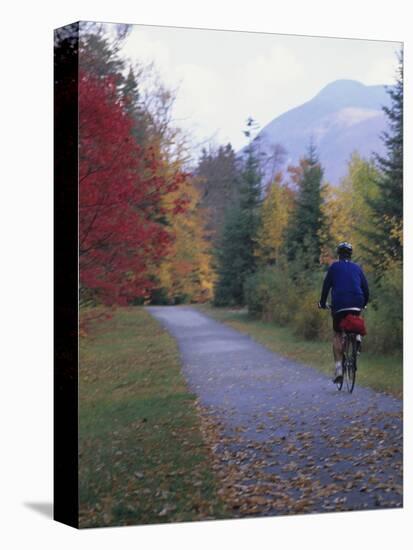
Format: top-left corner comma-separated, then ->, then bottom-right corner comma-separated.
345,335 -> 357,393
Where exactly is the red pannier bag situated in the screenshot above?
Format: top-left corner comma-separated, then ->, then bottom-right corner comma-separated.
339,314 -> 367,336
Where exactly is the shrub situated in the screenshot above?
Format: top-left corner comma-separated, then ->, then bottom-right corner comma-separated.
244,268 -> 274,318
245,266 -> 297,325
173,293 -> 190,305
292,287 -> 331,340
245,263 -> 333,340
149,287 -> 171,305
364,262 -> 402,354
245,259 -> 402,356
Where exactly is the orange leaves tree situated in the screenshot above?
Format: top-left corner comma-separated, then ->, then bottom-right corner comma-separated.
79,71 -> 187,306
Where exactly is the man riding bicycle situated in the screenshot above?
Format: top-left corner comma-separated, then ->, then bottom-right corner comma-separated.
318,242 -> 369,385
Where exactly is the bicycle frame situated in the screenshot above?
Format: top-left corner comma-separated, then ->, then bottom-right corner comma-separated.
321,304 -> 362,393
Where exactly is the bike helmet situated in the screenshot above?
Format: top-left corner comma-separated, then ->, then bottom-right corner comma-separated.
337,241 -> 353,256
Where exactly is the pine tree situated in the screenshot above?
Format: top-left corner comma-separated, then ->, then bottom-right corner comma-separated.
122,67 -> 150,146
79,29 -> 125,83
214,206 -> 251,305
238,119 -> 263,262
214,119 -> 263,305
285,142 -> 325,267
196,143 -> 240,245
366,50 -> 403,268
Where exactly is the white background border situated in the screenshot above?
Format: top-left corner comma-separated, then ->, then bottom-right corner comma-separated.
1,1 -> 411,548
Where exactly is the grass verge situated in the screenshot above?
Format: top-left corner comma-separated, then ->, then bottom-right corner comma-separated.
195,305 -> 402,399
79,307 -> 228,528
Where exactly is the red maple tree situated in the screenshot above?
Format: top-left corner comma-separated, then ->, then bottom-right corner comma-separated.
79,71 -> 187,306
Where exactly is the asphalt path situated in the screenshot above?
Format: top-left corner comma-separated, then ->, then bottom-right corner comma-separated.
147,306 -> 403,515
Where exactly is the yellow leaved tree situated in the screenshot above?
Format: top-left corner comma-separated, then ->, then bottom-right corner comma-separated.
319,153 -> 380,269
255,173 -> 293,265
156,174 -> 215,303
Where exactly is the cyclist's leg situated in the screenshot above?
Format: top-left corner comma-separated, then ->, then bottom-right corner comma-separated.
333,332 -> 343,361
352,310 -> 362,354
356,334 -> 362,354
332,313 -> 344,382
332,332 -> 343,381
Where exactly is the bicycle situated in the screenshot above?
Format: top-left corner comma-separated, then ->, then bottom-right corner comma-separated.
337,330 -> 359,393
323,304 -> 363,393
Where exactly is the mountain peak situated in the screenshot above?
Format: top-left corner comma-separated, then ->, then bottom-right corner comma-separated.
254,79 -> 390,185
314,79 -> 366,101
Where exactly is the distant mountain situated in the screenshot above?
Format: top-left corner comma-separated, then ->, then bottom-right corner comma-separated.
252,80 -> 391,185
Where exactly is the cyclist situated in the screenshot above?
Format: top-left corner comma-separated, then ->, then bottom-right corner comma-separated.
318,242 -> 369,384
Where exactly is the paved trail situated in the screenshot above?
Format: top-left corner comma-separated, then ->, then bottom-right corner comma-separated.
147,306 -> 402,515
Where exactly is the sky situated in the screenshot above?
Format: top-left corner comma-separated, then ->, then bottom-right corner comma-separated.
119,24 -> 401,152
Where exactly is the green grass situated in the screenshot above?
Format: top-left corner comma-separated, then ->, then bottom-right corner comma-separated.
196,304 -> 402,399
79,307 -> 228,528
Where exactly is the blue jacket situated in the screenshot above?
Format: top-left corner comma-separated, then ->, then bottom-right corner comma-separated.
320,259 -> 369,313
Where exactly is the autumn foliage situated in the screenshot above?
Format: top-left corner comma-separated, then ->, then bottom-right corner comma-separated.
155,175 -> 215,303
255,173 -> 293,265
79,71 -> 187,306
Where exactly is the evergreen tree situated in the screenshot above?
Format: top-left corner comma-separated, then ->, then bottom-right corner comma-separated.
122,67 -> 150,146
213,206 -> 252,305
196,143 -> 240,245
214,119 -> 263,305
366,50 -> 403,268
285,142 -> 326,267
79,29 -> 126,84
79,28 -> 150,149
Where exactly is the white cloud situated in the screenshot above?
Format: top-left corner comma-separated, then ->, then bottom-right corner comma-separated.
242,45 -> 305,126
364,51 -> 400,84
118,24 -> 400,153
